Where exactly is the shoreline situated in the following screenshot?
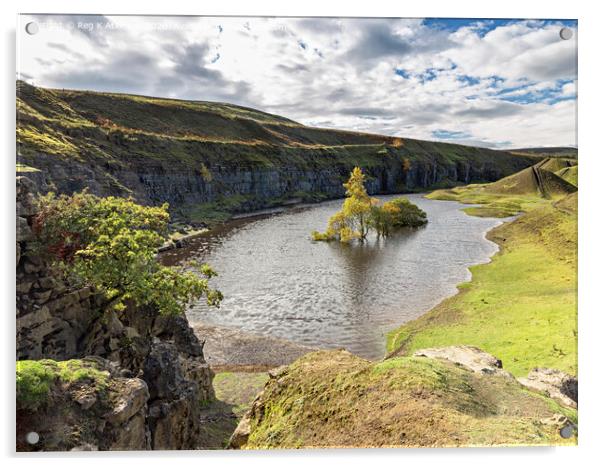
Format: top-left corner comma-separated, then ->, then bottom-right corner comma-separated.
386,214 -> 511,359
159,189 -> 438,253
189,198 -> 513,369
192,322 -> 318,372
385,192 -> 577,377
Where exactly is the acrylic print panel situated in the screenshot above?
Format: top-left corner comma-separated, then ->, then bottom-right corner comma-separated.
16,14 -> 578,451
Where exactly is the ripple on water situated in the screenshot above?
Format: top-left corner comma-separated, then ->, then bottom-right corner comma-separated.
161,194 -> 505,360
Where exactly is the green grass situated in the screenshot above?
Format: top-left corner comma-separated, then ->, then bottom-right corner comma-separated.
213,372 -> 269,417
243,350 -> 576,448
427,185 -> 546,217
17,81 -> 537,201
16,359 -> 110,411
17,125 -> 80,158
556,166 -> 578,187
387,192 -> 577,377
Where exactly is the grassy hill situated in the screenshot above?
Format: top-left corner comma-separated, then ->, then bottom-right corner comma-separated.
556,166 -> 578,187
510,147 -> 578,159
484,159 -> 577,198
388,173 -> 577,377
16,81 -> 537,218
237,350 -> 575,448
425,157 -> 577,218
537,157 -> 577,172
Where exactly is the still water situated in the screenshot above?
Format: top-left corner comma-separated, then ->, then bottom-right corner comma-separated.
162,194 -> 505,359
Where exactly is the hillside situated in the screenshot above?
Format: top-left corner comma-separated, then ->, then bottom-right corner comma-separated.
425,156 -> 578,218
556,166 -> 578,187
17,81 -> 537,220
389,187 -> 577,376
510,147 -> 578,159
232,349 -> 575,448
484,159 -> 577,198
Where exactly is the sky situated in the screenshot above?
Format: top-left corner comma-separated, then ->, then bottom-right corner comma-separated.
18,15 -> 577,149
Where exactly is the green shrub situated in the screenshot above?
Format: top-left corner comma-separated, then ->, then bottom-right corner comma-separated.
32,191 -> 222,316
313,168 -> 428,241
386,197 -> 428,227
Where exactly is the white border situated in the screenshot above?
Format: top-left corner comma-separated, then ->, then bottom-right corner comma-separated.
2,1 -> 600,465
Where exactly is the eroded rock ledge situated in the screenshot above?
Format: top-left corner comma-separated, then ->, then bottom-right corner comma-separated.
16,176 -> 214,451
413,345 -> 577,408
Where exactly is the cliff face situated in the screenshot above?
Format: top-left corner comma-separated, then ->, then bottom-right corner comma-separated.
17,82 -> 536,213
16,176 -> 214,451
19,153 -> 514,206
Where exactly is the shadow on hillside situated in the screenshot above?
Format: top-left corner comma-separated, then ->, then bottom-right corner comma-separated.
198,400 -> 240,450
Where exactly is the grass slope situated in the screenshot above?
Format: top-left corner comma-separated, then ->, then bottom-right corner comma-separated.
556,166 -> 578,187
510,147 -> 578,159
387,192 -> 577,377
537,157 -> 577,172
17,81 -> 534,180
16,359 -> 109,411
243,350 -> 575,448
198,371 -> 270,449
426,157 -> 577,218
478,159 -> 576,198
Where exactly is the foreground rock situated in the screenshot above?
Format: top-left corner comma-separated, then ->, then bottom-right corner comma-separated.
230,348 -> 577,449
16,177 -> 214,451
413,346 -> 577,408
413,345 -> 507,376
17,358 -> 151,451
518,368 -> 578,408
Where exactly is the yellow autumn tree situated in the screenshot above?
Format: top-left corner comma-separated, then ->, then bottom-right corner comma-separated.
311,167 -> 376,243
311,167 -> 428,243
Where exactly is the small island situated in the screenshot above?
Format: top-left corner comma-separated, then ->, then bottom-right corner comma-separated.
312,167 -> 427,243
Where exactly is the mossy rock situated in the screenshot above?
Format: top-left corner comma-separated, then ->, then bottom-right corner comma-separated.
16,359 -> 109,411
241,350 -> 576,449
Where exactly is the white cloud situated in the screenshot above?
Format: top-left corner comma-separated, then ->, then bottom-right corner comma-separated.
17,15 -> 577,148
562,81 -> 577,96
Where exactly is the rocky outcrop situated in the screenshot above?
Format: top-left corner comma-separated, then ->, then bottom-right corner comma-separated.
20,153 -> 533,214
17,358 -> 151,451
413,345 -> 507,376
229,416 -> 252,449
414,346 -> 577,408
518,368 -> 578,408
17,176 -> 101,361
16,177 -> 215,451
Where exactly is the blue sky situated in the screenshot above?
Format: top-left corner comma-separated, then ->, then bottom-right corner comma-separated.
18,16 -> 577,148
424,18 -> 577,35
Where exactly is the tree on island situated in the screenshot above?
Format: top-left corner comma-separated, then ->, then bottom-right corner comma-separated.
312,167 -> 427,243
32,191 -> 222,316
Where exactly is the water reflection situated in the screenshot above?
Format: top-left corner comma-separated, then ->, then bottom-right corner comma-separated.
161,194 -> 504,359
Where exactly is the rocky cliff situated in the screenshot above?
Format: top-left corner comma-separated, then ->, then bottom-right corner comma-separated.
17,82 -> 537,218
16,176 -> 214,451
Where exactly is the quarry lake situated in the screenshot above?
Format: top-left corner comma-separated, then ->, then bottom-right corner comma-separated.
162,194 -> 506,360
